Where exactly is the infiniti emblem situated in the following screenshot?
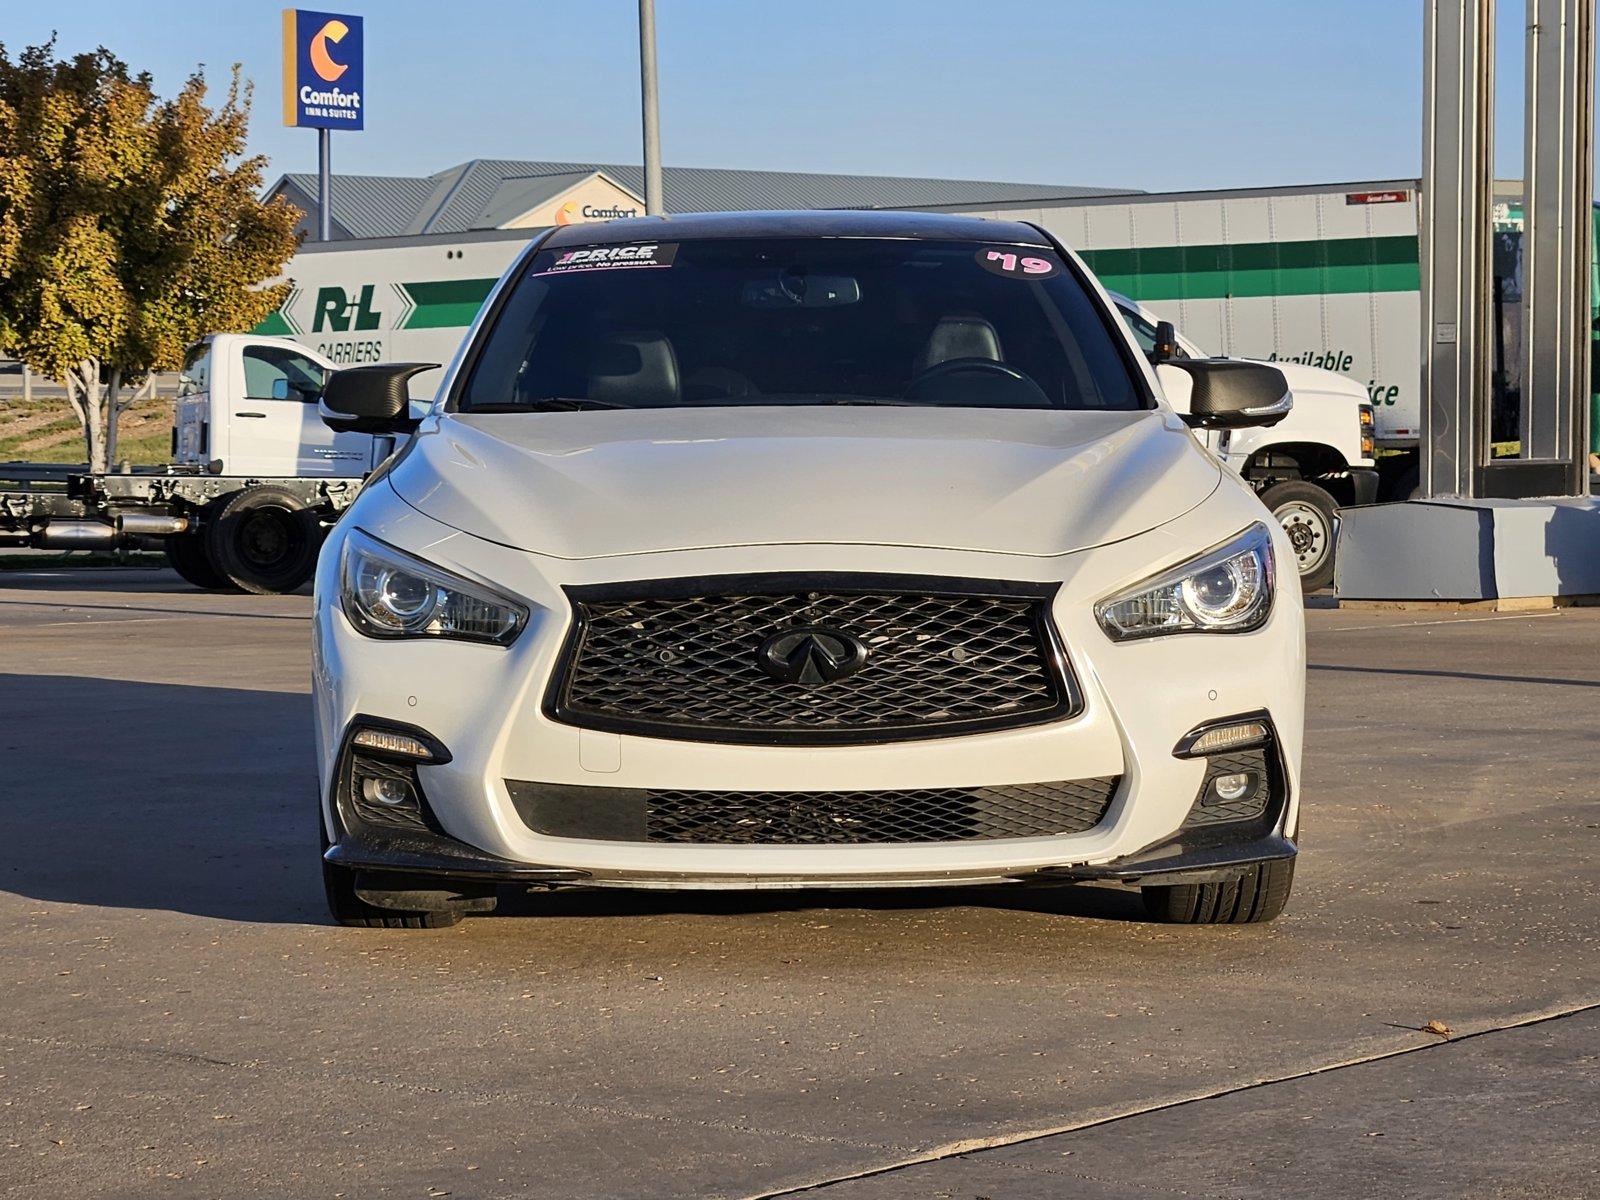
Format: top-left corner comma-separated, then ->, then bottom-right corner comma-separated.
756,626 -> 869,685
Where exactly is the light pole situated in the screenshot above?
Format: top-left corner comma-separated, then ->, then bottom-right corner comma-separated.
638,0 -> 664,215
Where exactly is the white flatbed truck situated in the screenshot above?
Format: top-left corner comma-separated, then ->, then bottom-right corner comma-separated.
0,334 -> 389,593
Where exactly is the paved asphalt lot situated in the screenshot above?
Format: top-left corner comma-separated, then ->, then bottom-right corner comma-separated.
1,569 -> 1596,1199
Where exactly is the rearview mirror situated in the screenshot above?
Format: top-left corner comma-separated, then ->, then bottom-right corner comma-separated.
741,272 -> 861,309
318,363 -> 439,434
1158,360 -> 1291,430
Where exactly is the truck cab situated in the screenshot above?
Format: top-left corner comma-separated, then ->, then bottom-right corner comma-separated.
1111,294 -> 1377,591
174,334 -> 378,478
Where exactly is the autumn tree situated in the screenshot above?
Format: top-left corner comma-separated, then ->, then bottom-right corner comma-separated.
0,40 -> 301,470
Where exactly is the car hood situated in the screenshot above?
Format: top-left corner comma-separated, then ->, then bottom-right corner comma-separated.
387,406 -> 1221,560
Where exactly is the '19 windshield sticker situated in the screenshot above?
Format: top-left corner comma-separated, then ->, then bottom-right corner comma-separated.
536,243 -> 679,275
976,247 -> 1061,279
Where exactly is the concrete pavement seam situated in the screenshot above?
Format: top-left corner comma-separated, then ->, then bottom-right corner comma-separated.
0,598 -> 309,622
743,997 -> 1600,1199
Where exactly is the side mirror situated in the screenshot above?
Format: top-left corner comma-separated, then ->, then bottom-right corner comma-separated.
1150,320 -> 1179,364
1160,360 -> 1291,430
318,363 -> 439,434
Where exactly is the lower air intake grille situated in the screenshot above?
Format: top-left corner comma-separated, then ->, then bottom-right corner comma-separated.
507,778 -> 1121,845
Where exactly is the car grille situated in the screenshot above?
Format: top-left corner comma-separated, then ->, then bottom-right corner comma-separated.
547,576 -> 1076,743
506,778 -> 1121,844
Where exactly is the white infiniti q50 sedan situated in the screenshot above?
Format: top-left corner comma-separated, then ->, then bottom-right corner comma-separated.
311,209 -> 1305,929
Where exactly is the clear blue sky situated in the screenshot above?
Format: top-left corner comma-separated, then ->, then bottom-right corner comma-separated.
6,1 -> 1567,192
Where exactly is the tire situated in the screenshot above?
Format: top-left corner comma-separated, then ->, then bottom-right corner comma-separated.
318,811 -> 464,929
1261,480 -> 1338,593
1141,858 -> 1295,925
206,485 -> 325,595
322,860 -> 464,928
163,530 -> 237,591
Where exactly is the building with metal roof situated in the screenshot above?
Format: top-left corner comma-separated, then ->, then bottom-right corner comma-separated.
265,158 -> 1132,241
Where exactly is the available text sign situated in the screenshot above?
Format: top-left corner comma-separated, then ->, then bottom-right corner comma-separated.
282,9 -> 364,130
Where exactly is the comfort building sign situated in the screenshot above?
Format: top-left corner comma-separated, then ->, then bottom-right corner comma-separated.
282,9 -> 365,130
497,172 -> 647,229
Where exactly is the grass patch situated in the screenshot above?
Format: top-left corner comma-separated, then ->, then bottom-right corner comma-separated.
0,395 -> 175,466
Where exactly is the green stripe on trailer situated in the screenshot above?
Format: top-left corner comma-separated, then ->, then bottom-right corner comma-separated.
1079,235 -> 1420,300
399,278 -> 499,329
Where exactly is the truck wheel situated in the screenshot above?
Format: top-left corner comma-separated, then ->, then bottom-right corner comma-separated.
1141,859 -> 1295,924
1261,481 -> 1337,592
163,531 -> 237,591
206,485 -> 325,595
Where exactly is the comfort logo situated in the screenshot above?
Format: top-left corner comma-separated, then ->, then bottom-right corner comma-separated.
554,201 -> 580,226
283,9 -> 365,131
309,18 -> 350,82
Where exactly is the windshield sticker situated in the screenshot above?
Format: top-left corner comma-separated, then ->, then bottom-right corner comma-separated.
975,248 -> 1062,280
535,243 -> 679,276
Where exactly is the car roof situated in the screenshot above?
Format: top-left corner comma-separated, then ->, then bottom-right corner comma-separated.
539,208 -> 1052,248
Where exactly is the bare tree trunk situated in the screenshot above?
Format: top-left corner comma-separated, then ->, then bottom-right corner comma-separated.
61,362 -> 92,471
80,356 -> 106,473
104,367 -> 124,468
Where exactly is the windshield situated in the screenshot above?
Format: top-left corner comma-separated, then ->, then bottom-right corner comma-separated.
456,237 -> 1145,413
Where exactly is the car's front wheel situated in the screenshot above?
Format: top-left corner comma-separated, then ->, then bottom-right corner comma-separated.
1140,858 -> 1294,924
318,812 -> 468,929
321,858 -> 465,929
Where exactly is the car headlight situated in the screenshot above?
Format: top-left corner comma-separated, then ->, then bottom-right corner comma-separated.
340,528 -> 527,645
1096,523 -> 1275,641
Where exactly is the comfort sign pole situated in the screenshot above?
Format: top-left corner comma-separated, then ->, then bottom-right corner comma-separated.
282,9 -> 366,242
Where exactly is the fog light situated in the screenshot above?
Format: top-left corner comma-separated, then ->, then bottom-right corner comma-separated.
362,775 -> 414,807
1212,772 -> 1254,802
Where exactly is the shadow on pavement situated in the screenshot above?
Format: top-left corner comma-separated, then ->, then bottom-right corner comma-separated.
1,673 -> 323,925
0,672 -> 1148,928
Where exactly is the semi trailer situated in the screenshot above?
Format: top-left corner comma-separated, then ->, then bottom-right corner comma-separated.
248,224 -> 1373,589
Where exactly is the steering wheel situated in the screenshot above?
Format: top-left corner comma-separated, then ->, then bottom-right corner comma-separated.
904,356 -> 1031,400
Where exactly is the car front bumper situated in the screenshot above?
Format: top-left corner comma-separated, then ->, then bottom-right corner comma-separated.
313,480 -> 1306,890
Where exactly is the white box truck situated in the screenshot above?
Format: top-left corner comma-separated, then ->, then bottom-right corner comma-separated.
942,179 -> 1595,497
